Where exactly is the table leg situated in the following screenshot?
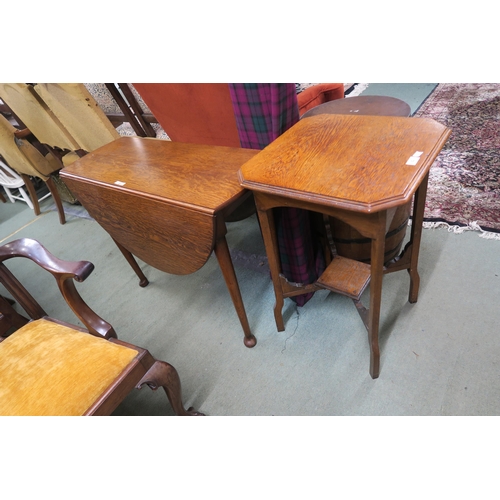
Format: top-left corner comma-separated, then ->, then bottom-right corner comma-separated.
367,212 -> 388,379
255,205 -> 286,331
112,238 -> 149,287
214,235 -> 256,348
407,173 -> 429,303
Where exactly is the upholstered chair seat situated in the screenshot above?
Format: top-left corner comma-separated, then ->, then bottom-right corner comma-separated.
0,238 -> 203,416
0,319 -> 139,416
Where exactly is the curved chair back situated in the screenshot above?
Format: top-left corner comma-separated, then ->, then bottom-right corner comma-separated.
0,83 -> 80,151
34,83 -> 119,152
0,83 -> 119,153
0,114 -> 58,180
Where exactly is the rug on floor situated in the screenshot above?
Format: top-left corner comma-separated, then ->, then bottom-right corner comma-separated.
414,83 -> 500,239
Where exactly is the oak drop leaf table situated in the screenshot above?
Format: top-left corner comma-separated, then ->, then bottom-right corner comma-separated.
238,114 -> 451,378
60,137 -> 259,347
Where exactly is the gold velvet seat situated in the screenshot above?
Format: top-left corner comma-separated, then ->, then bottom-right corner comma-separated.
0,238 -> 203,416
0,319 -> 139,416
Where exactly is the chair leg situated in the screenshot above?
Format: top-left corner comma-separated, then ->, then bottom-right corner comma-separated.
3,186 -> 15,203
45,176 -> 66,225
136,359 -> 204,416
0,190 -> 5,203
20,174 -> 40,214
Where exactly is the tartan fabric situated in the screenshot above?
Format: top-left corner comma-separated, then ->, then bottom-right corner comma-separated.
273,207 -> 326,306
228,83 -> 300,149
229,84 -> 325,306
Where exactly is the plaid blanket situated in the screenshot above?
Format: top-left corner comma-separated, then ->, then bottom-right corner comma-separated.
229,84 -> 325,306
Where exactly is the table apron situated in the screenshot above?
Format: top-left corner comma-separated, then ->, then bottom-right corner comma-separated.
253,191 -> 399,240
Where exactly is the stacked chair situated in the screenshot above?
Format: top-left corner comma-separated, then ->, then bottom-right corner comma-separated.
0,113 -> 66,223
0,83 -> 121,223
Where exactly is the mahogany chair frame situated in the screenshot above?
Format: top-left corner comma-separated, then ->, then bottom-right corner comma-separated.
0,238 -> 202,416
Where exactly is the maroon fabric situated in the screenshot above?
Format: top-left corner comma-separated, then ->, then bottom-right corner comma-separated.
297,83 -> 345,116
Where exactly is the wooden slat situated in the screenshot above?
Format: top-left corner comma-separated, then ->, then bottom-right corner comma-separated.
316,256 -> 371,300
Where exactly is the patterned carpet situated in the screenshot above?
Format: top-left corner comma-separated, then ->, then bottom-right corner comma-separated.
415,83 -> 500,238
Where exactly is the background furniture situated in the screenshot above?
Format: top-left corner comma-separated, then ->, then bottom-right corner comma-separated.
0,114 -> 66,223
0,159 -> 41,209
239,114 -> 451,378
60,137 -> 259,348
0,83 -> 122,206
104,83 -> 157,137
131,83 -> 345,146
0,83 -> 119,156
0,238 -> 202,416
132,83 -> 242,146
296,83 -> 345,115
301,95 -> 411,119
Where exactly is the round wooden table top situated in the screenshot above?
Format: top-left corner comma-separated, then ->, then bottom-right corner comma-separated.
301,95 -> 411,119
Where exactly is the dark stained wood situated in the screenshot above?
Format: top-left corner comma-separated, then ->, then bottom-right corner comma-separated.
0,294 -> 29,337
240,114 -> 451,379
117,83 -> 157,137
61,137 -> 259,346
0,238 -> 203,416
330,201 -> 411,264
301,95 -> 411,119
105,83 -> 157,138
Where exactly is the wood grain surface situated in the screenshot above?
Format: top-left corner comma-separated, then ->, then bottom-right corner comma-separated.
239,114 -> 451,213
63,137 -> 258,213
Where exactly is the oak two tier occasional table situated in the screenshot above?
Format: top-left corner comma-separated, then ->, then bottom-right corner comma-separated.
239,114 -> 451,378
61,137 -> 259,348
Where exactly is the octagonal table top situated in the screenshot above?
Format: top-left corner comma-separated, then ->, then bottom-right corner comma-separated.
239,114 -> 451,213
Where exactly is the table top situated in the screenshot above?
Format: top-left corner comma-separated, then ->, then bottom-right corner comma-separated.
301,95 -> 411,119
62,137 -> 258,214
239,114 -> 451,213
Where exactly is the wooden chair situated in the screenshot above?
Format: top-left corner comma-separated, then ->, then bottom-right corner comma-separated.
0,238 -> 203,416
32,83 -> 120,153
0,83 -> 81,160
0,114 -> 66,224
0,83 -> 120,165
0,159 -> 49,209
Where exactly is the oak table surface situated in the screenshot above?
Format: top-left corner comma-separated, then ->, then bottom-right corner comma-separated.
239,114 -> 447,212
239,114 -> 451,378
62,136 -> 257,212
61,136 -> 259,347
